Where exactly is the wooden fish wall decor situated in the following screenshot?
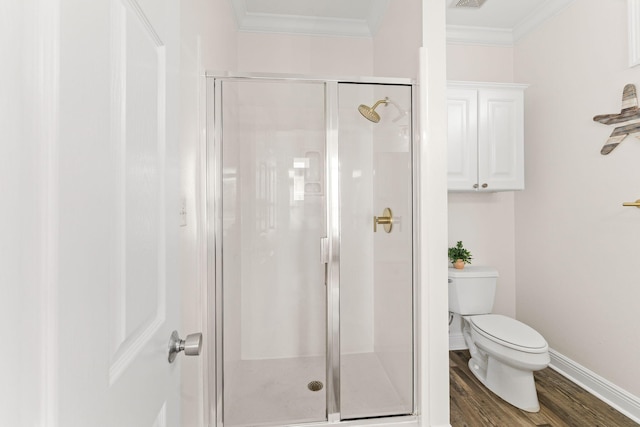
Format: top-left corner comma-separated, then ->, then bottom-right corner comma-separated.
593,84 -> 640,155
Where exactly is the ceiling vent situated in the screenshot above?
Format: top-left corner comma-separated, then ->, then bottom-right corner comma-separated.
453,0 -> 487,7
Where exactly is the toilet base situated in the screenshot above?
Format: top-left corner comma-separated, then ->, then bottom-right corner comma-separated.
468,355 -> 541,412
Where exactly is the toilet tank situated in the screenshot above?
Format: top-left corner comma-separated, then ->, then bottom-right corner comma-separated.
448,266 -> 499,315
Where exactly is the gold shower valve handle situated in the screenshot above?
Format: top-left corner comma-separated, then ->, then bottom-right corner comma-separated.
373,208 -> 393,233
622,199 -> 640,208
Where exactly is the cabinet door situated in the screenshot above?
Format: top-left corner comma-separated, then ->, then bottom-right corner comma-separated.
478,88 -> 524,191
447,88 -> 478,191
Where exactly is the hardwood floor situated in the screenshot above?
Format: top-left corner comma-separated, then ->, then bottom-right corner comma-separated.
450,350 -> 639,427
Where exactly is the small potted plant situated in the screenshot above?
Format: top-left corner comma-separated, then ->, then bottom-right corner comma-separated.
448,241 -> 472,269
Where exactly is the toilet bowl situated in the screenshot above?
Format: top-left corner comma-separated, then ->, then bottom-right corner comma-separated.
449,267 -> 549,412
463,313 -> 549,412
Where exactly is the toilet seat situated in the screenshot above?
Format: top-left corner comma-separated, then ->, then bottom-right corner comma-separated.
469,314 -> 548,353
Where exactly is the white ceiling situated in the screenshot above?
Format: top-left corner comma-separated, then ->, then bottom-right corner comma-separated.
229,0 -> 575,46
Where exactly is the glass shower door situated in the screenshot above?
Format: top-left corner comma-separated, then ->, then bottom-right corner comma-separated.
219,79 -> 327,427
338,83 -> 414,420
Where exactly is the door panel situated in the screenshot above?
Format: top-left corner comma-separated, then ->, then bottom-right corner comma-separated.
109,0 -> 167,380
56,0 -> 181,425
478,88 -> 524,191
447,88 -> 478,191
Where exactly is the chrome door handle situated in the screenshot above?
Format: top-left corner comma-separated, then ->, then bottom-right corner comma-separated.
168,330 -> 203,363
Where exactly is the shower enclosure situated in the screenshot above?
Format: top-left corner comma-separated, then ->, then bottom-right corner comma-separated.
207,74 -> 416,427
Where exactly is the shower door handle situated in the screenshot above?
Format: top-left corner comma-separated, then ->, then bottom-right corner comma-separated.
320,237 -> 328,286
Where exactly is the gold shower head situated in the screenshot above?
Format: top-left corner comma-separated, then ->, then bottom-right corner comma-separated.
358,98 -> 389,123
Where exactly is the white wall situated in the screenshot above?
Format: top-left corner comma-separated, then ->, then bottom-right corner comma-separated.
446,44 -> 518,319
514,0 -> 640,398
237,32 -> 374,76
373,1 -> 422,79
447,44 -> 514,82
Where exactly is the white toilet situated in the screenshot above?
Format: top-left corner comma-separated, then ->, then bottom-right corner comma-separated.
448,266 -> 549,412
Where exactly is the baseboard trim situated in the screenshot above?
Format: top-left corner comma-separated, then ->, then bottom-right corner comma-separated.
549,349 -> 640,424
449,332 -> 467,351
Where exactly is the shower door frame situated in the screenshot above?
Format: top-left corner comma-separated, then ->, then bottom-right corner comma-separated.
206,72 -> 419,427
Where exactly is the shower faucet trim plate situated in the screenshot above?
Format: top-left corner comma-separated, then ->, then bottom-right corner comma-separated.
374,207 -> 393,233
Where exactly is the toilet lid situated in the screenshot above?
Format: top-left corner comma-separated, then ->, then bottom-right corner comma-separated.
470,314 -> 548,353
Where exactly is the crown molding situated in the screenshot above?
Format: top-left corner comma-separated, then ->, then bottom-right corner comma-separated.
229,0 -> 389,38
513,0 -> 575,43
235,13 -> 372,37
447,0 -> 575,47
229,0 -> 575,44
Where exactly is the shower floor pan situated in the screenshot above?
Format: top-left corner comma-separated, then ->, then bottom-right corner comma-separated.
223,352 -> 411,427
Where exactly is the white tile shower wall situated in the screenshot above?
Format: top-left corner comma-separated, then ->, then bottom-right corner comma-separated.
220,84 -> 242,363
340,84 -> 376,355
340,81 -> 414,417
372,5 -> 421,408
228,81 -> 327,361
372,86 -> 414,408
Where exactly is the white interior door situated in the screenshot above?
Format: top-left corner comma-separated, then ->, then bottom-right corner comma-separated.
54,0 -> 183,425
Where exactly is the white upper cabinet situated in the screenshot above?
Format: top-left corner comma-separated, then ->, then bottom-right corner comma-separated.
447,82 -> 527,192
447,87 -> 479,191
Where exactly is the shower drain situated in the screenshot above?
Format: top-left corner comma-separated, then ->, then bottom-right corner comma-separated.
307,380 -> 324,392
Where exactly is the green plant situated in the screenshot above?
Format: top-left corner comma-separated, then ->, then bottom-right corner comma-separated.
448,241 -> 472,265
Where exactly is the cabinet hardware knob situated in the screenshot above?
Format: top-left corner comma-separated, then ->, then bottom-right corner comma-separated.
482,183 -> 488,188
473,184 -> 478,189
